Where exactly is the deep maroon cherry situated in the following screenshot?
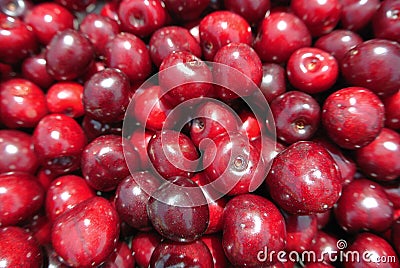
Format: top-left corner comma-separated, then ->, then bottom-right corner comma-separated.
0,78 -> 48,129
284,213 -> 318,252
308,231 -> 339,265
224,0 -> 270,25
21,52 -> 54,89
45,29 -> 94,81
341,0 -> 380,31
54,0 -> 97,12
45,175 -> 95,222
270,91 -> 321,144
266,141 -> 342,214
46,81 -> 84,118
383,90 -> 400,130
355,128 -> 400,181
24,2 -> 74,44
81,115 -> 122,141
259,63 -> 286,103
0,172 -> 44,227
131,232 -> 162,268
147,177 -> 209,242
254,12 -> 311,63
0,226 -> 43,267
102,241 -> 135,268
201,235 -> 229,268
334,178 -> 394,233
149,239 -> 214,268
51,197 -> 120,268
392,219 -> 400,256
199,11 -> 252,61
163,0 -> 210,21
322,87 -> 385,149
372,0 -> 400,43
316,210 -> 332,230
222,194 -> 286,266
33,114 -> 87,174
341,39 -> 400,97
104,32 -> 152,82
0,130 -> 39,174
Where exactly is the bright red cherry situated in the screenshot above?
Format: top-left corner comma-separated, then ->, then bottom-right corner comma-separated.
46,82 -> 84,118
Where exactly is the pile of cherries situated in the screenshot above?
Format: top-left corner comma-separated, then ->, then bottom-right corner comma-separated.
0,0 -> 400,267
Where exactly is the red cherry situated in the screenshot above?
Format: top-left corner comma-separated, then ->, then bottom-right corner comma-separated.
284,213 -> 318,252
383,90 -> 400,130
259,63 -> 287,103
102,241 -> 135,268
163,0 -> 210,21
372,0 -> 400,43
21,52 -> 54,89
54,0 -> 97,12
308,231 -> 339,265
131,232 -> 162,268
341,0 -> 380,32
201,234 -> 229,268
46,82 -> 84,118
224,0 -> 270,26
81,115 -> 123,142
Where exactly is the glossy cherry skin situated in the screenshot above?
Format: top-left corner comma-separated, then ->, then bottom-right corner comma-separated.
131,232 -> 162,268
45,175 -> 95,222
270,91 -> 321,144
344,232 -> 399,268
260,63 -> 286,103
201,234 -> 229,268
149,239 -> 214,268
79,13 -> 120,57
0,226 -> 43,267
383,90 -> 400,130
147,177 -> 209,242
254,12 -> 311,63
104,32 -> 152,82
266,141 -> 342,214
33,114 -> 87,174
392,219 -> 400,256
341,0 -> 379,31
23,211 -> 52,246
46,82 -> 84,118
334,178 -> 394,233
102,241 -> 135,268
100,1 -> 120,23
82,135 -> 139,192
0,172 -> 44,227
128,128 -> 154,169
239,110 -> 261,141
382,183 -> 400,209
314,30 -> 363,63
287,47 -> 339,94
0,14 -> 38,65
372,0 -> 400,43
81,115 -> 122,142
54,0 -> 97,11
199,11 -> 252,61
21,52 -> 54,89
355,128 -> 400,181
0,130 -> 38,174
341,39 -> 400,97
307,231 -> 339,265
0,78 -> 48,129
45,29 -> 94,81
24,2 -> 74,45
163,0 -> 210,21
52,197 -> 119,268
322,87 -> 385,149
222,194 -> 286,267
284,213 -> 318,252
290,0 -> 342,37
83,68 -> 130,123
224,0 -> 270,25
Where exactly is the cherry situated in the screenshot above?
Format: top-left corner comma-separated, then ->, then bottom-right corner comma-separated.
45,29 -> 95,81
266,141 -> 342,214
239,110 -> 261,141
284,213 -> 318,252
24,2 -> 74,45
83,68 -> 131,123
23,212 -> 52,246
383,90 -> 400,130
102,241 -> 135,268
0,226 -> 43,267
199,10 -> 252,61
46,82 -> 84,118
45,175 -> 95,222
201,234 -> 229,268
163,0 -> 210,21
81,115 -> 122,141
21,52 -> 54,89
308,231 -> 339,265
36,167 -> 60,191
254,12 -> 311,63
128,128 -> 154,169
222,194 -> 286,266
316,210 -> 332,230
392,219 -> 400,256
270,91 -> 321,144
100,1 -> 120,23
287,47 -> 339,94
33,114 -> 87,174
54,0 -> 97,12
131,232 -> 162,268
334,178 -> 394,233
0,78 -> 48,129
0,172 -> 44,227
355,128 -> 400,181
259,63 -> 287,103
0,130 -> 39,174
104,32 -> 152,82
382,183 -> 400,209
51,197 -> 120,268
149,239 -> 214,268
224,0 -> 270,25
147,177 -> 209,242
341,39 -> 400,97
322,87 -> 385,149
372,0 -> 400,43
340,0 -> 380,32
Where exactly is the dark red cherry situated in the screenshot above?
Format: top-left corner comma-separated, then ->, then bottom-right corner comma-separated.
128,128 -> 154,169
199,11 -> 252,61
102,241 -> 135,268
201,234 -> 229,268
54,0 -> 97,12
383,90 -> 400,130
147,177 -> 209,242
322,87 -> 385,149
21,53 -> 54,89
382,183 -> 400,209
0,226 -> 43,267
104,32 -> 152,82
259,63 -> 286,103
46,82 -> 84,118
392,219 -> 400,256
341,39 -> 400,97
287,47 -> 339,94
36,167 -> 60,191
334,178 -> 394,233
0,78 -> 48,129
52,197 -> 120,268
253,12 -> 311,63
149,239 -> 214,268
372,0 -> 400,43
316,210 -> 332,230
23,212 -> 52,246
131,232 -> 162,268
45,175 -> 95,222
222,194 -> 286,266
33,114 -> 87,174
0,130 -> 38,174
0,172 -> 44,227
308,231 -> 339,265
284,213 -> 318,252
24,2 -> 74,44
163,0 -> 210,21
341,0 -> 380,31
270,91 -> 321,144
224,0 -> 270,25
81,115 -> 123,142
355,128 -> 400,181
45,29 -> 94,81
266,141 -> 342,214
239,110 -> 261,141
